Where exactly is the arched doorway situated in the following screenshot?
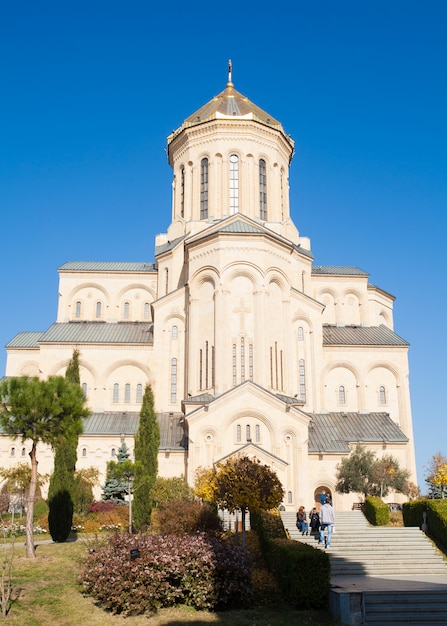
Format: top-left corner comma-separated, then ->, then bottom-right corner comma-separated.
314,486 -> 332,509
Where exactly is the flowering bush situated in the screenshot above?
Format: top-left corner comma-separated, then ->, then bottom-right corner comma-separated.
81,531 -> 252,615
0,523 -> 47,537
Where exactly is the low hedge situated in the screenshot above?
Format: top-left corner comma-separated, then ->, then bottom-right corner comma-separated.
403,499 -> 447,550
250,510 -> 330,609
364,496 -> 390,526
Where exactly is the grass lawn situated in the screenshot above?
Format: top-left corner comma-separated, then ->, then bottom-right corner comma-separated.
2,537 -> 339,625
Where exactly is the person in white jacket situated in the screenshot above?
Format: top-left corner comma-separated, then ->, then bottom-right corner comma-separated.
319,501 -> 335,548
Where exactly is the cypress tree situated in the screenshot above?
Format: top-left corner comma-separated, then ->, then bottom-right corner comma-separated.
48,349 -> 82,542
133,384 -> 160,531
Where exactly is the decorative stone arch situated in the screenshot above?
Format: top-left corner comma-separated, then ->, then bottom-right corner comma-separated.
221,262 -> 263,293
223,408 -> 276,444
322,360 -> 361,382
265,270 -> 291,297
18,361 -> 40,377
189,266 -> 219,292
104,360 -> 153,383
67,282 -> 109,303
116,283 -> 156,301
313,484 -> 334,508
378,309 -> 392,328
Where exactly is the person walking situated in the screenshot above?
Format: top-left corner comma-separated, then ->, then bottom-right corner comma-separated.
296,505 -> 309,535
319,500 -> 335,548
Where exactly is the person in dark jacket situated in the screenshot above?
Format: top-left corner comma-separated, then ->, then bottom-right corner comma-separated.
296,505 -> 309,535
309,507 -> 320,534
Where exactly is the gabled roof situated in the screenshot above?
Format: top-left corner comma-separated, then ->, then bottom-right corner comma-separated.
323,324 -> 408,346
58,261 -> 156,272
308,412 -> 408,453
39,322 -> 154,345
154,235 -> 186,257
6,331 -> 43,349
83,411 -> 187,450
185,216 -> 313,260
312,266 -> 369,276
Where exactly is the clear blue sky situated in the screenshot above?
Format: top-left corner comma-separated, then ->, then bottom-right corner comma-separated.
1,1 -> 446,490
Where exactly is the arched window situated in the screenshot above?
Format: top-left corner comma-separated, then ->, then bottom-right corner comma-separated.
124,383 -> 131,403
11,447 -> 15,457
95,301 -> 102,318
200,158 -> 209,219
287,491 -> 292,504
136,384 -> 143,403
232,344 -> 237,387
113,383 -> 119,403
298,326 -> 304,341
180,166 -> 185,217
165,268 -> 169,295
82,383 -> 87,398
246,424 -> 251,442
172,325 -> 178,340
123,301 -> 130,319
255,424 -> 260,443
82,448 -> 87,457
236,424 -> 241,442
338,385 -> 346,405
111,448 -> 116,457
144,302 -> 150,319
229,155 -> 239,214
379,385 -> 387,405
75,301 -> 81,318
171,358 -> 177,403
259,159 -> 267,220
21,447 -> 26,457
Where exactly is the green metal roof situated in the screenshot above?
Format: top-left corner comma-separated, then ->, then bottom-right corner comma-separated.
323,324 -> 409,346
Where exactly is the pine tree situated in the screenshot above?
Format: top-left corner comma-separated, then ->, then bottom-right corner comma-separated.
102,443 -> 133,502
133,385 -> 160,531
48,349 -> 83,542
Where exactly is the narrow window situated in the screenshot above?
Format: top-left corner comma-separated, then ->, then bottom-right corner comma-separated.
379,385 -> 387,405
144,302 -> 150,319
113,383 -> 119,403
246,424 -> 251,442
299,359 -> 306,402
287,491 -> 292,504
280,349 -> 284,391
11,447 -> 15,457
111,448 -> 116,457
21,447 -> 26,457
280,168 -> 285,220
171,358 -> 177,403
255,424 -> 260,443
339,385 -> 346,405
75,301 -> 81,318
123,301 -> 130,319
96,301 -> 102,318
211,346 -> 215,388
232,344 -> 237,386
241,337 -> 245,382
270,347 -> 273,388
200,158 -> 209,219
82,382 -> 87,398
124,383 -> 131,403
275,342 -> 279,389
229,155 -> 239,214
82,447 -> 87,457
180,166 -> 185,217
259,159 -> 267,220
199,349 -> 203,390
298,327 -> 304,341
236,424 -> 241,442
165,268 -> 169,295
172,325 -> 178,340
249,344 -> 253,381
136,384 -> 143,403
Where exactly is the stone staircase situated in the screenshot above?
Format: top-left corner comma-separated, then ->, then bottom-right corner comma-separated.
281,509 -> 447,624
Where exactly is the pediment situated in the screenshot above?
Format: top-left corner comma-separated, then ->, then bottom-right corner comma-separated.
215,442 -> 289,470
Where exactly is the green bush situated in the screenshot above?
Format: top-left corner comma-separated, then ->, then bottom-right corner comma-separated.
364,496 -> 389,525
33,498 -> 49,520
266,538 -> 330,609
403,499 -> 447,550
81,531 -> 252,615
48,490 -> 73,542
250,509 -> 328,609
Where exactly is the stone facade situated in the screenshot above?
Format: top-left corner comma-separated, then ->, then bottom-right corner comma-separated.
3,70 -> 417,509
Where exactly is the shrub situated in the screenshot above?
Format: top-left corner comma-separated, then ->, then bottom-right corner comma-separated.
81,531 -> 252,615
152,499 -> 221,535
403,499 -> 447,550
33,498 -> 49,520
364,496 -> 389,525
48,490 -> 73,542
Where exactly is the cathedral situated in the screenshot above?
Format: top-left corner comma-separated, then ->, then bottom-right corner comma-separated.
3,65 -> 417,509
